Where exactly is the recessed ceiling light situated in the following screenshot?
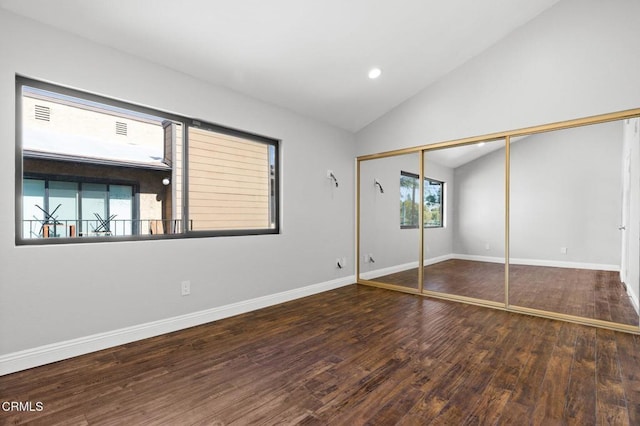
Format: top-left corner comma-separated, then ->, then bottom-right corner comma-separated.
368,68 -> 382,79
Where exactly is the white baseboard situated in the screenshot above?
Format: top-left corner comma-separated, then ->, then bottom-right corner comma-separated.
425,254 -> 456,266
453,253 -> 619,272
360,261 -> 418,280
452,254 -> 505,264
359,254 -> 455,280
360,253 -> 618,281
507,257 -> 619,272
0,275 -> 355,376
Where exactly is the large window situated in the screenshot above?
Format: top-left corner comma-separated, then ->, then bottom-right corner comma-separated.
400,171 -> 443,229
16,77 -> 279,244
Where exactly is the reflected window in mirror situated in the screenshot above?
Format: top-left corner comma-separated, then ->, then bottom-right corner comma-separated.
400,171 -> 443,229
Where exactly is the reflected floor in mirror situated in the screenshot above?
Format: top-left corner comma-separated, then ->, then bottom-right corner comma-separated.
424,259 -> 504,302
373,259 -> 639,326
509,264 -> 638,326
373,259 -> 504,302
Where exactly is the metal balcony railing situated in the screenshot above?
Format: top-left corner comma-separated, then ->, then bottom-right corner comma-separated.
22,219 -> 193,239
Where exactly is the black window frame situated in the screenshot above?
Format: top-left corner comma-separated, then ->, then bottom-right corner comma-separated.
15,76 -> 280,245
399,171 -> 444,229
423,176 -> 444,229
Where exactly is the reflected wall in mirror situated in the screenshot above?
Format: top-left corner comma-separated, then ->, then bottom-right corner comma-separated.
509,119 -> 640,326
423,140 -> 505,303
359,153 -> 420,290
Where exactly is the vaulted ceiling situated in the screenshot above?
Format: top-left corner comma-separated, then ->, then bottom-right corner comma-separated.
0,0 -> 560,132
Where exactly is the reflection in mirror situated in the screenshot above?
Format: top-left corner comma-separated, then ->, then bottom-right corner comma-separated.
423,140 -> 505,303
509,119 -> 640,326
359,153 -> 420,290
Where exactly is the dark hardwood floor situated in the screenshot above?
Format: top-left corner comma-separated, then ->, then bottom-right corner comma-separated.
2,284 -> 640,425
510,264 -> 638,325
424,259 -> 504,302
374,259 -> 639,326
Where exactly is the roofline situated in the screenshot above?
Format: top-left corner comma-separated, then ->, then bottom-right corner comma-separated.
23,149 -> 172,171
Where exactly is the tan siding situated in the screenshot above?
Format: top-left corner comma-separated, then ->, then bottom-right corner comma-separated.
188,127 -> 269,230
186,192 -> 268,202
188,168 -> 266,182
189,178 -> 268,191
189,139 -> 266,158
188,207 -> 267,217
188,219 -> 268,229
188,199 -> 267,208
189,148 -> 267,168
188,162 -> 267,178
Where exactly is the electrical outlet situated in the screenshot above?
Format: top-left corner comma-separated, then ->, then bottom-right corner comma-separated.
181,280 -> 191,296
364,254 -> 369,263
336,258 -> 343,269
341,257 -> 347,267
485,243 -> 491,251
326,169 -> 334,178
560,247 -> 568,254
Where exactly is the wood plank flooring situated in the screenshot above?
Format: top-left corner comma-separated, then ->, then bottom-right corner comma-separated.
373,259 -> 639,326
1,284 -> 640,425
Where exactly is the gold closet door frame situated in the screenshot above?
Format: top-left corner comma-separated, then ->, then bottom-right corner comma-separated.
356,107 -> 640,334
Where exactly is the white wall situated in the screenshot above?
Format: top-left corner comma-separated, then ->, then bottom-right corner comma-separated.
356,0 -> 640,156
0,10 -> 355,368
510,122 -> 622,266
452,122 -> 623,268
451,143 -> 505,259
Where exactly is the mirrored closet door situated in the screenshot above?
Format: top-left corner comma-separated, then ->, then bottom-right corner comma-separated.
359,152 -> 421,291
423,140 -> 506,304
509,119 -> 640,327
357,108 -> 640,333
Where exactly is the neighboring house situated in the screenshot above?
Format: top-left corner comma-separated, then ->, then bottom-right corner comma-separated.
21,87 -> 180,238
21,86 -> 276,239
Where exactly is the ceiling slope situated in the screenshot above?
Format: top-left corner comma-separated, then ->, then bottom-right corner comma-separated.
0,0 -> 560,132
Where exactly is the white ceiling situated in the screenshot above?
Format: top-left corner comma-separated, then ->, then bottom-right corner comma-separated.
1,0 -> 560,132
